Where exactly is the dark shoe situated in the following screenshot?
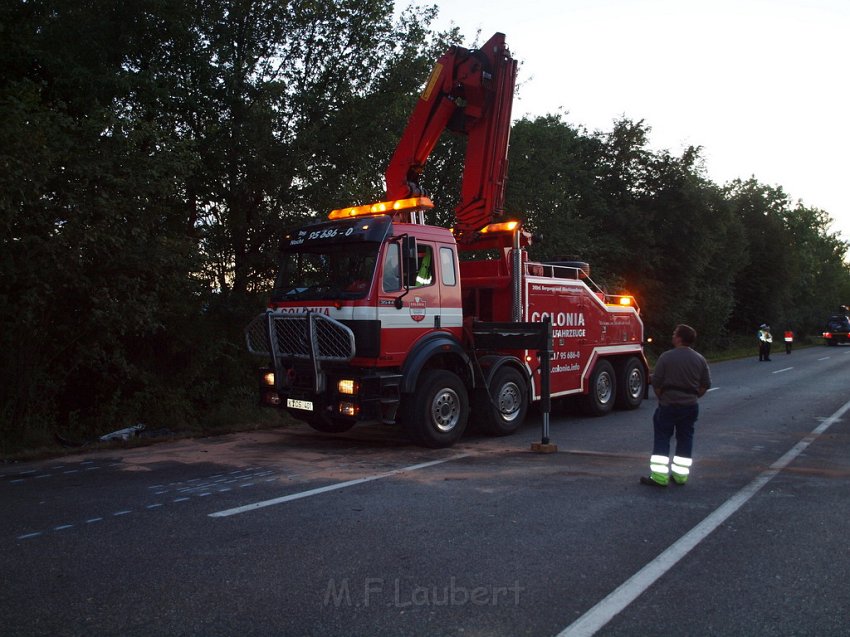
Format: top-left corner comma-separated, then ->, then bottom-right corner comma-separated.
640,476 -> 667,487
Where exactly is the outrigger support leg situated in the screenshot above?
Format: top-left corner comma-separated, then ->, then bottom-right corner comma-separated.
531,317 -> 558,453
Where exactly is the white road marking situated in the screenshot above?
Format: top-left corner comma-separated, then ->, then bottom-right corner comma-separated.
707,387 -> 719,392
772,367 -> 794,374
556,397 -> 850,637
209,454 -> 470,518
17,532 -> 43,540
818,357 -> 831,361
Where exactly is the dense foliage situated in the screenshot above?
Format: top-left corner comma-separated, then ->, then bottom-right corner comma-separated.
2,0 -> 849,452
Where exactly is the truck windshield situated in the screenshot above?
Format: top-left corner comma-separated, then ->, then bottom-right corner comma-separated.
271,243 -> 379,302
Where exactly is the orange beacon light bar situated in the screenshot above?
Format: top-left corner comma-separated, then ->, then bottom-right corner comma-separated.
479,220 -> 520,233
329,196 -> 434,220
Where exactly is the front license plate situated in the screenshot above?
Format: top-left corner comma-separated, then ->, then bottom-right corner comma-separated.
286,398 -> 313,411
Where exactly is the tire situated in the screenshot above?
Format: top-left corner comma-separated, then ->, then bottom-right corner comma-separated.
581,359 -> 616,417
402,369 -> 469,448
474,366 -> 528,436
615,357 -> 645,410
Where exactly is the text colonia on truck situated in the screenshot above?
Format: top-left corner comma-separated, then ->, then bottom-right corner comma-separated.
246,32 -> 649,448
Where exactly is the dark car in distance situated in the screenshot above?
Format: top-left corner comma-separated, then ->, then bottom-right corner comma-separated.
822,314 -> 850,345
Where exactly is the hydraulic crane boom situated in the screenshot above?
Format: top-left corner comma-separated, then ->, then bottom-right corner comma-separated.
384,33 -> 517,244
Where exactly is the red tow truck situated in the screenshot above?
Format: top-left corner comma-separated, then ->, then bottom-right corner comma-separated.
246,33 -> 648,447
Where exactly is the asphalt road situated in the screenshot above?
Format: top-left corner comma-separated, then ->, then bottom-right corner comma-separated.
2,345 -> 849,636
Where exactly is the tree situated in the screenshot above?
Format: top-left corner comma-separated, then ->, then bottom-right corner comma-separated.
0,0 -> 446,449
781,203 -> 850,337
0,0 -> 200,447
726,178 -> 794,333
144,0 -> 441,300
506,114 -> 605,264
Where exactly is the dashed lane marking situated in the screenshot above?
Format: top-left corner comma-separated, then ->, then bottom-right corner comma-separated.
772,366 -> 794,374
3,461 -> 106,484
11,465 -> 285,541
17,532 -> 43,540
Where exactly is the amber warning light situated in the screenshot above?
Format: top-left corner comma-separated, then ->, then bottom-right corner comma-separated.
329,196 -> 434,220
480,220 -> 520,233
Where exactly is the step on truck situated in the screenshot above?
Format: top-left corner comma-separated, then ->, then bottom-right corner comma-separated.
246,33 -> 648,448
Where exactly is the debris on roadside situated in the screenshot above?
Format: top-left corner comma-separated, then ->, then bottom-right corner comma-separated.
99,423 -> 146,442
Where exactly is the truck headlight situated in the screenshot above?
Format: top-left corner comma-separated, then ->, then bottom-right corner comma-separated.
337,379 -> 358,395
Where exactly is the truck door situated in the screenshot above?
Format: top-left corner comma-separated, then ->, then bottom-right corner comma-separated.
379,241 -> 442,362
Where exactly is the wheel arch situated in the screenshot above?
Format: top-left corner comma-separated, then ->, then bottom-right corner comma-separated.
475,354 -> 532,402
400,333 -> 474,394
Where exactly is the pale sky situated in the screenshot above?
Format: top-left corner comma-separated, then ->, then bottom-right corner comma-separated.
421,0 -> 849,238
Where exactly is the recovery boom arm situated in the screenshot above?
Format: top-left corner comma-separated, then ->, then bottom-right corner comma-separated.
384,33 -> 517,243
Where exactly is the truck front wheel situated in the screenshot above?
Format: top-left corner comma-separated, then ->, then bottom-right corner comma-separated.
474,366 -> 528,436
581,359 -> 616,417
403,369 -> 469,448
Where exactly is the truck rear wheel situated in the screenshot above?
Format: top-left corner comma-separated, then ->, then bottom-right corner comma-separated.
615,357 -> 645,410
403,369 -> 469,448
475,366 -> 528,436
581,359 -> 616,417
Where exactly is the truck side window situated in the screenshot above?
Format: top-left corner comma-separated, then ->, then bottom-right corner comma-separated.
415,245 -> 434,287
382,244 -> 401,292
440,247 -> 456,286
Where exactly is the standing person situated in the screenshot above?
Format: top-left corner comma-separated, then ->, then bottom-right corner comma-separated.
784,329 -> 794,354
641,324 -> 711,487
758,324 -> 773,361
